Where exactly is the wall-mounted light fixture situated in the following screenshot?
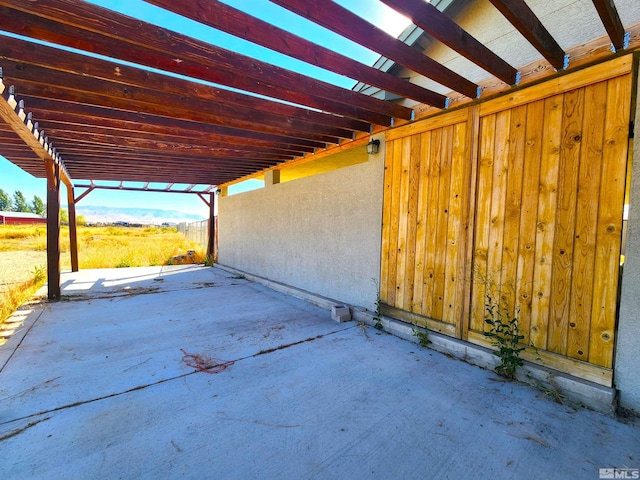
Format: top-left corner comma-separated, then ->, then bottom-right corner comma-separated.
366,139 -> 380,155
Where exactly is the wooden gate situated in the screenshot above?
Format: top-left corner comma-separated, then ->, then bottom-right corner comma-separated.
380,55 -> 634,386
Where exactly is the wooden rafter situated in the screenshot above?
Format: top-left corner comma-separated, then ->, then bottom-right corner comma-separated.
379,0 -> 518,85
591,0 -> 627,50
487,0 -> 566,70
143,0 -> 447,108
0,1 -> 412,123
0,35 -> 372,132
22,97 -> 331,148
270,0 -> 479,98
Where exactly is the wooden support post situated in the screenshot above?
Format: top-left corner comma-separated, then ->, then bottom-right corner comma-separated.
206,192 -> 216,262
67,185 -> 79,272
45,159 -> 61,300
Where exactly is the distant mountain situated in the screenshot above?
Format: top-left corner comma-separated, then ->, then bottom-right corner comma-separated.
75,206 -> 206,225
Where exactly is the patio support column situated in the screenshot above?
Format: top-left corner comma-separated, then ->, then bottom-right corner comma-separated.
45,159 -> 61,300
67,185 -> 79,272
207,192 -> 216,262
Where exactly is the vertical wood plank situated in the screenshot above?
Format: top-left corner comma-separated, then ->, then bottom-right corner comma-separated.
386,140 -> 403,305
412,132 -> 431,313
567,82 -> 606,361
443,121 -> 468,326
486,109 -> 510,305
432,125 -> 453,321
402,135 -> 422,311
501,105 -> 526,321
589,74 -> 631,368
470,114 -> 496,332
380,137 -> 394,304
516,100 -> 544,341
461,107 -> 480,341
530,94 -> 563,349
394,137 -> 413,309
548,88 -> 584,355
422,128 -> 443,318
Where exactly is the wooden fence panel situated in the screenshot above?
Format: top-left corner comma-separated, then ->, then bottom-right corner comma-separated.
469,69 -> 632,381
382,109 -> 473,336
380,56 -> 632,385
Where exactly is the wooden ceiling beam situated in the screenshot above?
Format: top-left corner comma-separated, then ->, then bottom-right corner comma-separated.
144,0 -> 447,108
0,34 -> 376,131
379,0 -> 518,85
23,97 -> 331,148
12,84 -> 349,144
0,59 -> 361,140
270,0 -> 479,98
591,0 -> 627,51
39,125 -> 308,157
0,2 -> 412,123
487,0 -> 566,70
35,119 -> 315,155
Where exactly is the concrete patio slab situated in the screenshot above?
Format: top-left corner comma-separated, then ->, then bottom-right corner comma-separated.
0,265 -> 638,479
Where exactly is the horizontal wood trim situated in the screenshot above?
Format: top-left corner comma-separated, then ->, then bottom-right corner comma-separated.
478,54 -> 633,116
386,108 -> 470,141
467,331 -> 613,387
380,304 -> 457,337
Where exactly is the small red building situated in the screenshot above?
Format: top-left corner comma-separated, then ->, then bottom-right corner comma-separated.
0,211 -> 47,225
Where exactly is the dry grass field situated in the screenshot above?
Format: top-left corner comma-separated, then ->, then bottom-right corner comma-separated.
0,224 -> 206,330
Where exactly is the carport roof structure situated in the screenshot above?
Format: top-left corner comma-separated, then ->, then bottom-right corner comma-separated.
0,0 -> 634,189
0,0 -> 638,299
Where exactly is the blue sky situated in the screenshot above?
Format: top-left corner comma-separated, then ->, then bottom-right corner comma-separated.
0,0 -> 410,219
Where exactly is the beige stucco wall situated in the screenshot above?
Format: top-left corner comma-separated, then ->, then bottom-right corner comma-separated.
218,144 -> 385,311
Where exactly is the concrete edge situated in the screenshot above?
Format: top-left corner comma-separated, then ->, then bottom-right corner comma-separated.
0,298 -> 47,373
214,264 -> 617,415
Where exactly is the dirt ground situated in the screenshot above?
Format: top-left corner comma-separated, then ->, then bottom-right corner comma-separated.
0,251 -> 47,293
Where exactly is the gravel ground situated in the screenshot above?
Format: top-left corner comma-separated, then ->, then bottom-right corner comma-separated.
0,251 -> 47,293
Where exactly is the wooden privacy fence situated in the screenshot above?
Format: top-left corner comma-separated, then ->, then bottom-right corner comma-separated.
380,55 -> 634,386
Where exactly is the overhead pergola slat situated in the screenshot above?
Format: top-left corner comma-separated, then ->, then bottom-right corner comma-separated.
0,1 -> 411,124
379,0 -> 518,85
0,36 -> 372,132
592,0 -> 627,50
487,0 -> 567,70
143,0 -> 448,108
21,97 -> 332,149
270,0 -> 480,99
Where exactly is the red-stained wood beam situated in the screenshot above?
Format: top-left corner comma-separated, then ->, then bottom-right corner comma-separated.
66,184 -> 79,272
45,158 -> 61,299
23,97 -> 334,148
379,0 -> 518,85
591,0 -> 627,51
11,81 -> 352,142
0,34 -> 378,131
487,0 -> 566,70
0,1 -> 411,123
74,184 -> 215,195
270,0 -> 479,98
29,113 -> 317,154
0,58 -> 366,139
40,125 -> 306,157
144,0 -> 447,108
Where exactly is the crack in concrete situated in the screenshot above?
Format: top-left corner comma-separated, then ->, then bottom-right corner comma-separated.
0,416 -> 51,442
0,325 -> 354,427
